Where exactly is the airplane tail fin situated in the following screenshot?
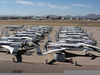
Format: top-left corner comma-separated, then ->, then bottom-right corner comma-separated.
0,28 -> 5,37
44,36 -> 52,51
58,16 -> 61,19
1,28 -> 5,35
30,25 -> 33,29
60,26 -> 63,30
5,31 -> 10,37
12,44 -> 19,55
85,30 -> 87,34
58,28 -> 62,33
55,30 -> 59,38
88,33 -> 93,40
40,30 -> 45,39
18,28 -> 21,32
20,24 -> 25,29
55,30 -> 58,35
55,35 -> 59,42
46,15 -> 49,18
1,44 -> 19,55
35,44 -> 43,56
32,34 -> 38,41
25,26 -> 28,30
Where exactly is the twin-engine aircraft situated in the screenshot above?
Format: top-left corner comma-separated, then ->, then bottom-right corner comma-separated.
35,36 -> 100,56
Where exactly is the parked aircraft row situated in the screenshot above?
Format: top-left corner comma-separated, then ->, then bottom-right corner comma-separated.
35,26 -> 100,61
32,15 -> 62,20
0,25 -> 100,62
0,24 -> 53,57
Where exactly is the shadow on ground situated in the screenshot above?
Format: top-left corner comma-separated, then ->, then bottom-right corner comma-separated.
47,51 -> 100,66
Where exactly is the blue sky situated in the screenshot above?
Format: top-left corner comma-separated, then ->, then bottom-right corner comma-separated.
0,0 -> 100,16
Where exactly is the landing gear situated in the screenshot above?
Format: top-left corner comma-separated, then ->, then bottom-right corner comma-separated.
6,49 -> 10,54
85,51 -> 88,56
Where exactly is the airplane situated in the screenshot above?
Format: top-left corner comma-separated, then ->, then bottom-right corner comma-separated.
0,31 -> 39,46
91,18 -> 99,20
59,29 -> 84,33
58,26 -> 85,33
0,24 -> 25,37
55,35 -> 97,46
4,24 -> 25,31
43,36 -> 100,53
60,26 -> 82,30
35,43 -> 100,56
15,31 -> 43,36
0,41 -> 28,55
35,44 -> 67,56
4,30 -> 44,40
58,31 -> 87,36
22,16 -> 28,19
56,30 -> 93,40
32,16 -> 49,20
46,15 -> 61,20
26,26 -> 52,34
14,31 -> 45,39
87,18 -> 100,22
0,31 -> 39,55
58,26 -> 84,33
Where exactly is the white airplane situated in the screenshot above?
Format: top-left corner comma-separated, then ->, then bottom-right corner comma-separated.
4,24 -> 24,31
13,33 -> 44,39
57,30 -> 87,36
0,24 -> 25,37
56,32 -> 93,40
0,32 -> 39,48
36,43 -> 100,56
59,26 -> 84,33
32,16 -> 49,20
59,30 -> 84,33
35,44 -> 66,56
55,35 -> 96,46
4,30 -> 44,40
15,31 -> 43,36
28,27 -> 51,33
0,41 -> 28,55
43,36 -> 99,52
60,26 -> 82,30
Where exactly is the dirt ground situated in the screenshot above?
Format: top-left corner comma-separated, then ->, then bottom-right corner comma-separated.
0,20 -> 100,73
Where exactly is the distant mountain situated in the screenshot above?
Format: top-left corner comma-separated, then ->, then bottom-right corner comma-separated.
47,14 -> 100,18
0,14 -> 100,18
84,14 -> 100,18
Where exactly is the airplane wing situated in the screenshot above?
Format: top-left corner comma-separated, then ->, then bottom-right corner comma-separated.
43,48 -> 66,55
82,49 -> 89,52
77,43 -> 100,51
1,44 -> 19,55
35,44 -> 66,56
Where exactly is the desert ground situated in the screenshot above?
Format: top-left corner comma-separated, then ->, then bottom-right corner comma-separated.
0,20 -> 100,73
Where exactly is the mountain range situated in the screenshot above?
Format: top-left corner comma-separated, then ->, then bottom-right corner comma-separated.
47,14 -> 100,18
0,14 -> 100,18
